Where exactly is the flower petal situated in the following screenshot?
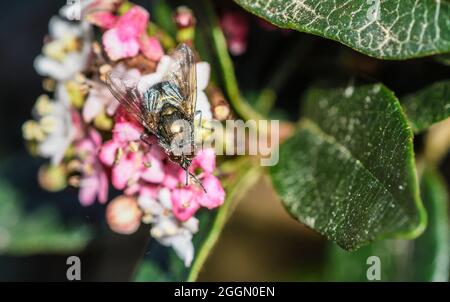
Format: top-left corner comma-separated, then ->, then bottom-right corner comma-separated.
111,157 -> 135,190
49,16 -> 83,39
34,56 -> 69,81
158,187 -> 172,210
137,72 -> 163,94
196,62 -> 210,90
87,11 -> 118,29
156,55 -> 172,74
97,168 -> 109,204
137,194 -> 159,212
103,28 -> 140,61
192,148 -> 216,174
116,6 -> 149,40
99,140 -> 119,166
112,121 -> 142,142
183,217 -> 199,234
141,158 -> 165,183
139,35 -> 164,61
169,233 -> 195,267
195,91 -> 212,120
106,98 -> 120,116
163,161 -> 182,189
82,94 -> 103,122
140,185 -> 159,199
197,175 -> 225,209
78,176 -> 98,206
171,188 -> 200,221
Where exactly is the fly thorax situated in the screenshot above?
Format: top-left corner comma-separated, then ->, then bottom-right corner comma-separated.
158,105 -> 194,157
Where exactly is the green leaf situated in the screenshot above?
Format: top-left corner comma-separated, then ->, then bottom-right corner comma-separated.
234,0 -> 450,59
412,167 -> 449,281
401,80 -> 450,133
435,54 -> 450,66
151,0 -> 177,37
0,181 -> 92,255
324,167 -> 449,281
270,83 -> 426,250
134,259 -> 172,282
133,158 -> 262,281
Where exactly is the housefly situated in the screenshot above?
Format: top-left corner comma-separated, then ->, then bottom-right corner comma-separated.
106,43 -> 205,191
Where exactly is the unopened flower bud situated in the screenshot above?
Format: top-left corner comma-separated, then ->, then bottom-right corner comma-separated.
208,87 -> 232,121
213,100 -> 231,121
99,64 -> 112,82
173,6 -> 196,29
42,78 -> 56,92
106,195 -> 142,235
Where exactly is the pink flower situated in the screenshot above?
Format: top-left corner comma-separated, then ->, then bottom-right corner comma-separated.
175,148 -> 216,183
75,128 -> 109,206
87,11 -> 118,29
112,120 -> 142,142
101,6 -> 164,61
220,11 -> 249,56
163,161 -> 182,189
139,184 -> 159,200
190,148 -> 216,174
99,119 -> 165,191
103,27 -> 140,60
197,175 -> 225,209
170,176 -> 225,221
60,0 -> 120,27
116,6 -> 148,39
173,148 -> 225,214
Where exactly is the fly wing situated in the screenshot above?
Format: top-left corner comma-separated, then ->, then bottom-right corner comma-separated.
163,43 -> 197,119
105,72 -> 158,134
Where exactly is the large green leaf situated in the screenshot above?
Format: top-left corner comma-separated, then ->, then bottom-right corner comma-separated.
270,83 -> 426,250
234,0 -> 450,59
133,159 -> 262,281
401,80 -> 450,133
324,167 -> 449,281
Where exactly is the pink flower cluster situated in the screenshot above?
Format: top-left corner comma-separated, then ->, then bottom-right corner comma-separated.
99,110 -> 224,222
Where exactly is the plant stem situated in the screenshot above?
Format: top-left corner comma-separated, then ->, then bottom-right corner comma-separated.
187,158 -> 262,281
201,0 -> 264,122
